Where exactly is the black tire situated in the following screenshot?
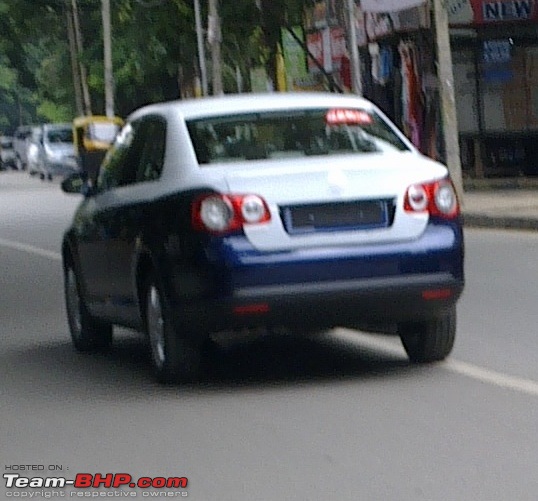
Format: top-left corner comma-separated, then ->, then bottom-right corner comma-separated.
144,273 -> 202,384
64,264 -> 112,352
398,307 -> 456,363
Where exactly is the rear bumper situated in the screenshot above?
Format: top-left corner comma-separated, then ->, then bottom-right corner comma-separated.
166,221 -> 465,334
179,273 -> 463,333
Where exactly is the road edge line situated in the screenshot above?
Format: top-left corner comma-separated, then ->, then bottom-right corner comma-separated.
0,237 -> 62,261
336,328 -> 538,397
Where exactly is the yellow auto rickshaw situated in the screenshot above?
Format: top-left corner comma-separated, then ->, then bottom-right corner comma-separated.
73,115 -> 124,184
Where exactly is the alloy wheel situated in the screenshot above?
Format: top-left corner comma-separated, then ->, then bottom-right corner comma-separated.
66,268 -> 82,338
147,284 -> 166,370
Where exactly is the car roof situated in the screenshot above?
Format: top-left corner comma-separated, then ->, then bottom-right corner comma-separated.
129,92 -> 377,121
43,123 -> 72,130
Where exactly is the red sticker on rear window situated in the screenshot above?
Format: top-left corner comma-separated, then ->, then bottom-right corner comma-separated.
325,109 -> 373,126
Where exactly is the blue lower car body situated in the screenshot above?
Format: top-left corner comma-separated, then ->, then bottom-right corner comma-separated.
167,219 -> 464,334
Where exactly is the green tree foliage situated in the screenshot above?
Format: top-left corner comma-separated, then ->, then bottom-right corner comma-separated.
109,0 -> 196,115
0,0 -> 309,129
0,0 -> 76,130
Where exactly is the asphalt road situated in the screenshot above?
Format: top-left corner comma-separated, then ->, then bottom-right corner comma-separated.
2,171 -> 538,501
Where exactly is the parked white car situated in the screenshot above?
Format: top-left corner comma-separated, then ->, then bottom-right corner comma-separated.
27,124 -> 78,180
0,136 -> 16,170
36,123 -> 78,180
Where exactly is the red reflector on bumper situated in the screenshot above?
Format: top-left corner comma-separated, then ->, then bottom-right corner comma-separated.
233,303 -> 270,315
421,289 -> 453,300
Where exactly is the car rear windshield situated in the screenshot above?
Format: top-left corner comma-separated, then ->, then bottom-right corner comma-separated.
186,108 -> 410,165
46,128 -> 73,143
1,139 -> 13,149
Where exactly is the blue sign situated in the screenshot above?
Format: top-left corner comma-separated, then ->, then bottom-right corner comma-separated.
482,39 -> 513,82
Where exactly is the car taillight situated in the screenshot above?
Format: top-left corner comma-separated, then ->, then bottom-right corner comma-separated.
404,179 -> 460,219
192,193 -> 271,234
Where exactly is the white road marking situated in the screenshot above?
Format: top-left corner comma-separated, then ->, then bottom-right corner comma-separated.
444,359 -> 538,397
337,328 -> 538,397
3,237 -> 538,397
0,237 -> 62,261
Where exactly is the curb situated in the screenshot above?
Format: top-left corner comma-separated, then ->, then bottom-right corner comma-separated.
463,214 -> 538,231
464,178 -> 538,191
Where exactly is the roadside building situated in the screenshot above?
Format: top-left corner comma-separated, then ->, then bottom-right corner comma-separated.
449,0 -> 538,178
302,1 -> 447,163
297,0 -> 537,178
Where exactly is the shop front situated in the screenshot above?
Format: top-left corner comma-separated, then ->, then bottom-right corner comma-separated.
357,3 -> 445,161
449,0 -> 538,177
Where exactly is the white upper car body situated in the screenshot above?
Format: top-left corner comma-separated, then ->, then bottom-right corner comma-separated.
125,93 -> 451,251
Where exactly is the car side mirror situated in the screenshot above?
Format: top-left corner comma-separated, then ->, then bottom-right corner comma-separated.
61,172 -> 95,197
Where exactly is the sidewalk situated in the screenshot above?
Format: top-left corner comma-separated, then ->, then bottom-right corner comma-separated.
463,180 -> 538,231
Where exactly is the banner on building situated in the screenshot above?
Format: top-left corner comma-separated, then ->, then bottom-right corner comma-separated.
365,4 -> 430,41
330,27 -> 347,71
361,0 -> 426,13
306,31 -> 324,73
306,28 -> 333,73
281,27 -> 309,90
448,0 -> 538,26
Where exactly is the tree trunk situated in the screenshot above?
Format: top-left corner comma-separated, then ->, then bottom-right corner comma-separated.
71,0 -> 92,115
66,5 -> 83,116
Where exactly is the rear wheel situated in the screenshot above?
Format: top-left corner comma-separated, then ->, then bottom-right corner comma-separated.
145,274 -> 202,384
64,264 -> 112,352
398,307 -> 456,363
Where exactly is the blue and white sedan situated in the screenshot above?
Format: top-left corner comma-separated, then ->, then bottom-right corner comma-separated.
61,92 -> 464,383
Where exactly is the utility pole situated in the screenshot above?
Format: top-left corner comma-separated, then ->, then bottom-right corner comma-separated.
208,0 -> 223,95
346,0 -> 362,95
432,0 -> 464,200
102,0 -> 114,117
194,0 -> 208,96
